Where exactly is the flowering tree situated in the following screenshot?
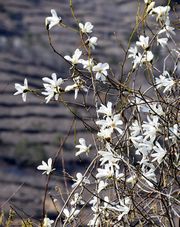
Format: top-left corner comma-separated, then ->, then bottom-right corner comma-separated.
12,0 -> 180,226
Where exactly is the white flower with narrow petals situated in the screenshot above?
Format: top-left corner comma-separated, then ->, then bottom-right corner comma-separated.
97,102 -> 113,117
79,22 -> 93,33
168,124 -> 179,143
80,58 -> 94,71
75,138 -> 91,156
42,73 -> 64,103
151,142 -> 167,164
149,103 -> 164,116
142,50 -> 154,63
157,37 -> 168,47
71,172 -> 90,188
155,70 -> 175,93
142,163 -> 157,187
86,36 -> 98,49
136,35 -> 149,49
37,158 -> 55,175
116,197 -> 131,221
130,120 -> 142,137
97,180 -> 108,193
92,63 -> 109,82
43,217 -> 54,227
14,78 -> 29,102
150,6 -> 170,22
97,127 -> 113,140
63,207 -> 80,223
64,49 -> 82,65
158,18 -> 175,37
128,46 -> 138,59
65,76 -> 87,99
45,9 -> 62,30
142,115 -> 160,142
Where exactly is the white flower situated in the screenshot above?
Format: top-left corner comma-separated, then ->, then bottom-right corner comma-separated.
71,172 -> 90,188
151,142 -> 167,164
142,50 -> 154,63
158,18 -> 175,37
136,35 -> 149,49
128,46 -> 138,59
65,76 -> 87,99
37,158 -> 55,175
70,193 -> 85,206
142,163 -> 157,187
64,49 -> 82,65
88,214 -> 100,227
168,124 -> 179,143
92,63 -> 109,82
97,127 -> 113,140
116,197 -> 131,221
75,138 -> 91,156
97,180 -> 108,193
96,114 -> 123,135
150,6 -> 170,22
45,9 -> 61,30
86,36 -> 98,49
142,115 -> 160,142
155,70 -> 175,93
63,207 -> 80,223
80,58 -> 94,71
79,22 -> 93,33
157,37 -> 168,47
149,103 -> 164,116
97,102 -> 113,117
96,164 -> 123,179
14,78 -> 29,102
43,217 -> 54,227
146,2 -> 155,14
130,120 -> 142,137
42,73 -> 64,103
132,52 -> 143,69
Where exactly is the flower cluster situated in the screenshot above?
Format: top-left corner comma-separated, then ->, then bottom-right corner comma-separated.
13,2 -> 180,226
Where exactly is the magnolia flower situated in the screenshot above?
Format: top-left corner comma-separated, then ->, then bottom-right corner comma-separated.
130,120 -> 142,137
80,58 -> 94,71
158,18 -> 175,37
71,172 -> 90,188
136,35 -> 149,49
65,76 -> 87,99
14,78 -> 29,102
150,6 -> 170,22
45,9 -> 62,30
142,50 -> 154,63
151,142 -> 167,164
97,127 -> 113,140
157,37 -> 168,47
96,114 -> 123,135
146,2 -> 155,14
116,197 -> 131,221
43,217 -> 54,227
97,180 -> 108,193
37,158 -> 55,175
128,46 -> 138,59
88,214 -> 100,227
97,102 -> 113,117
96,164 -> 124,179
92,63 -> 109,82
155,71 -> 175,93
75,138 -> 91,156
42,73 -> 64,103
142,163 -> 157,187
149,103 -> 164,116
142,115 -> 160,142
64,49 -> 82,65
79,22 -> 93,33
168,124 -> 179,143
70,193 -> 85,206
63,207 -> 80,223
132,52 -> 143,69
86,36 -> 98,49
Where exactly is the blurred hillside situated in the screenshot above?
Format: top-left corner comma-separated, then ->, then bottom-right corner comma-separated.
0,0 -> 179,221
